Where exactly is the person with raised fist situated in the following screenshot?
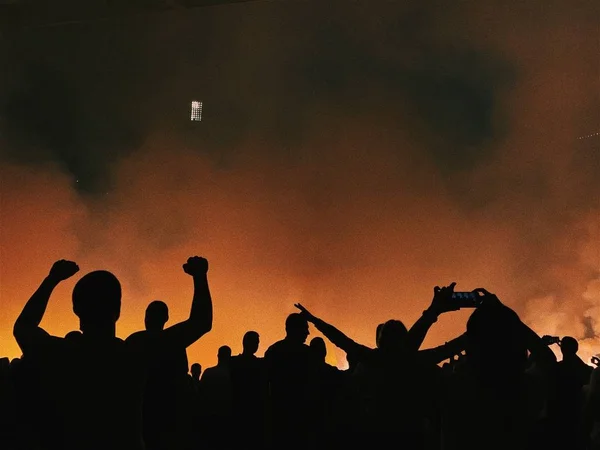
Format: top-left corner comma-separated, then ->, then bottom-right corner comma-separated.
13,256 -> 213,450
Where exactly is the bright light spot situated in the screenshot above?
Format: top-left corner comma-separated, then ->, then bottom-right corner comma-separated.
190,101 -> 202,122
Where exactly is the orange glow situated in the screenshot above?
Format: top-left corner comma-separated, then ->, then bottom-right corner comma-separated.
1,1 -> 598,369
1,120 -> 598,367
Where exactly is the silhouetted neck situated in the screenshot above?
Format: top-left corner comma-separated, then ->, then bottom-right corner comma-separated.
80,322 -> 116,339
284,335 -> 305,345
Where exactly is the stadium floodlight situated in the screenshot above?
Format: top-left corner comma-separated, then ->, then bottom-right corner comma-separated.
190,100 -> 202,121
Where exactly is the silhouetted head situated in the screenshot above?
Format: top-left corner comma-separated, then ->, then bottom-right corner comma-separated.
310,337 -> 327,361
65,331 -> 82,339
378,320 -> 408,352
376,323 -> 385,348
145,301 -> 169,332
72,271 -> 121,332
242,331 -> 260,355
285,313 -> 309,344
560,336 -> 579,359
466,305 -> 526,379
217,346 -> 232,365
10,357 -> 21,366
191,363 -> 202,380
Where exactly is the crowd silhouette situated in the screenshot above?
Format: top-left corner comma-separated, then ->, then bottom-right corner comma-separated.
1,257 -> 599,449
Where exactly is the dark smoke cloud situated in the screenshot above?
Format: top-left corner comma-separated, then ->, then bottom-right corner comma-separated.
1,1 -> 514,191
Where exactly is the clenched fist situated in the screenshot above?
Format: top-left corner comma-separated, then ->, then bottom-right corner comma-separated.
183,256 -> 208,276
48,260 -> 80,282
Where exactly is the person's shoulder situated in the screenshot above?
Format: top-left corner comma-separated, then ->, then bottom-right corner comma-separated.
125,330 -> 147,343
202,366 -> 219,378
265,339 -> 286,354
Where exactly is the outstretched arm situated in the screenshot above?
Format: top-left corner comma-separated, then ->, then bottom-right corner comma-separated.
418,333 -> 468,366
14,260 -> 79,351
295,304 -> 368,357
163,256 -> 213,348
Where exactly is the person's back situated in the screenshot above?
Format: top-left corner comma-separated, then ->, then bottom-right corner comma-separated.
231,352 -> 264,404
265,313 -> 315,448
230,331 -> 266,411
550,337 -> 592,449
442,368 -> 541,450
199,346 -> 233,449
14,264 -> 146,450
200,346 -> 233,417
440,293 -> 556,450
265,322 -> 314,413
230,331 -> 267,447
38,333 -> 146,450
126,302 -> 191,450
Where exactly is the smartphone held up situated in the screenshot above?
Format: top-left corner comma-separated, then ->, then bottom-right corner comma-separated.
451,291 -> 484,309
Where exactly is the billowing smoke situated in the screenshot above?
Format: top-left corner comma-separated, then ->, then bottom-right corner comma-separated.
0,0 -> 598,367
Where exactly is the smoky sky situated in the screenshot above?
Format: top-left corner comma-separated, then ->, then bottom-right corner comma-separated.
0,0 -> 598,365
1,1 -> 517,194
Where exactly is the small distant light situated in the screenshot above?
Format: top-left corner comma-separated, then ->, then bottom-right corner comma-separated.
578,131 -> 600,140
190,101 -> 202,121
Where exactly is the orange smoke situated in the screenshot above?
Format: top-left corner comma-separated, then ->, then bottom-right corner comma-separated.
1,0 -> 598,369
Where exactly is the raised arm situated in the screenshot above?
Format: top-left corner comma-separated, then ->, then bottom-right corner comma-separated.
13,260 -> 79,351
520,320 -> 557,367
406,282 -> 458,352
294,303 -> 368,357
162,256 -> 213,348
474,288 -> 556,368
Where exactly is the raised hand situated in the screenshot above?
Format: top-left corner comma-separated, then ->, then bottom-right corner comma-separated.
541,335 -> 561,346
472,287 -> 503,308
183,256 -> 209,276
429,282 -> 458,314
48,260 -> 79,282
294,303 -> 316,321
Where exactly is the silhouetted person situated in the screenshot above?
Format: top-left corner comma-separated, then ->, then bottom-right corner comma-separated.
190,362 -> 202,391
433,288 -> 556,450
230,331 -> 267,448
201,345 -> 233,449
13,257 -> 212,450
264,313 -> 316,449
128,295 -> 205,450
547,336 -> 592,449
559,336 -> 592,383
309,337 -> 342,449
294,285 -> 467,449
191,362 -> 202,379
